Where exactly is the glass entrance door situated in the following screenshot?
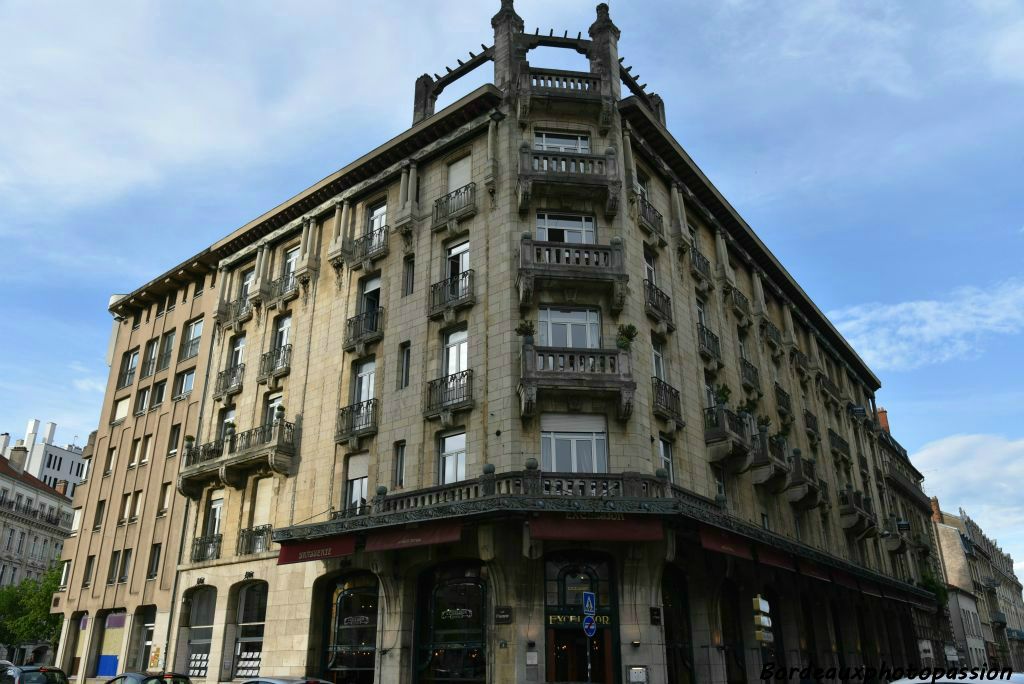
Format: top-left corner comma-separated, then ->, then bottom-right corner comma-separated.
544,556 -> 617,684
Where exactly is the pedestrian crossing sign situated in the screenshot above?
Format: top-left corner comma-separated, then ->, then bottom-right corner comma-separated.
583,591 -> 596,616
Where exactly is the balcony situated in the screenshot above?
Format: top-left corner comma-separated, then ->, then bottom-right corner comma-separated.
784,454 -> 821,509
517,147 -> 619,217
178,420 -> 297,498
643,279 -> 674,331
215,297 -> 253,329
828,428 -> 851,463
432,183 -> 477,234
257,344 -> 291,386
703,406 -> 753,472
116,369 -> 135,390
517,237 -> 628,313
424,370 -> 474,425
792,348 -> 811,383
750,432 -> 791,492
429,270 -> 475,321
991,611 -> 1008,628
236,525 -> 273,556
803,409 -> 820,443
819,374 -> 842,406
740,358 -> 761,394
981,576 -> 1000,591
883,520 -> 908,554
729,288 -> 751,327
344,226 -> 389,270
343,308 -> 384,353
518,345 -> 635,421
519,67 -> 607,124
213,364 -> 244,400
762,320 -> 783,353
191,534 -> 222,563
774,383 -> 792,418
637,197 -> 665,243
838,489 -> 877,536
335,399 -> 379,445
689,249 -> 713,292
267,273 -> 299,307
651,377 -> 683,426
179,337 -> 201,362
881,457 -> 932,513
697,324 -> 723,371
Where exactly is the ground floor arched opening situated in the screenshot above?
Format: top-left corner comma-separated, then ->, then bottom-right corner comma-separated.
414,560 -> 487,684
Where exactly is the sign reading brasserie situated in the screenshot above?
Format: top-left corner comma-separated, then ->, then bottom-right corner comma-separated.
441,608 -> 474,620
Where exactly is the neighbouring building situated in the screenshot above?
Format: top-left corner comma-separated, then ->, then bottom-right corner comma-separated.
932,499 -> 1024,671
1,420 -> 87,497
0,445 -> 74,664
54,3 -> 950,683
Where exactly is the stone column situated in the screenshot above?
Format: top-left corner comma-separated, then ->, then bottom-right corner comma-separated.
491,0 -> 525,90
622,125 -> 638,195
340,200 -> 352,242
752,270 -> 767,315
589,3 -> 622,100
399,163 -> 410,210
783,303 -> 797,345
669,183 -> 686,242
407,161 -> 419,213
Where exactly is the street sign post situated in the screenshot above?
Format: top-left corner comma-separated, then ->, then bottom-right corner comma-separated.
583,591 -> 596,616
582,614 -> 597,637
582,590 -> 597,681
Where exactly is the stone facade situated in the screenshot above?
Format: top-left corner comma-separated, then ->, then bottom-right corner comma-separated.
53,3 -> 956,683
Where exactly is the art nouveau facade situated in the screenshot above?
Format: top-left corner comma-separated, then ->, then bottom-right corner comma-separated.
55,3 -> 952,683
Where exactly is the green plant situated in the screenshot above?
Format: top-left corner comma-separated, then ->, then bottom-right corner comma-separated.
736,397 -> 758,414
757,415 -> 772,429
616,324 -> 639,350
919,572 -> 949,607
515,320 -> 536,337
714,383 -> 732,406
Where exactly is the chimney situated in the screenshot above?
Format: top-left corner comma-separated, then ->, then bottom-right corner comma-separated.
9,444 -> 28,474
0,433 -> 9,456
875,408 -> 890,433
24,418 -> 40,451
55,480 -> 69,496
42,422 -> 56,445
931,496 -> 942,523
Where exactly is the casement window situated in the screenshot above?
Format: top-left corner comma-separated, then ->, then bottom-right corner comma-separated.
352,358 -> 376,404
167,423 -> 181,457
695,298 -> 708,328
120,493 -> 132,523
93,499 -> 106,529
180,318 -> 203,360
537,308 -> 601,349
158,330 -> 176,371
393,442 -> 406,489
203,491 -> 224,538
540,414 -> 608,473
397,342 -> 411,389
194,274 -> 205,297
273,315 -> 291,351
644,248 -> 657,285
366,201 -> 387,236
229,335 -> 246,368
402,256 -> 415,296
737,327 -> 749,361
345,454 -> 369,513
141,339 -> 159,377
165,290 -> 176,313
219,407 -> 236,440
151,380 -> 166,408
263,393 -> 283,426
58,560 -> 71,588
173,369 -> 196,399
534,130 -> 590,153
117,349 -> 139,389
112,397 -> 130,424
358,277 -> 381,318
447,155 -> 472,193
443,329 -> 469,377
536,212 -> 596,244
659,437 -> 674,482
71,508 -> 82,535
130,490 -> 143,520
134,388 -> 149,415
445,241 -> 470,281
239,268 -> 255,300
103,447 -> 116,475
131,310 -> 142,329
128,438 -> 142,467
652,339 -> 667,381
637,171 -> 651,201
107,550 -> 120,585
146,544 -> 161,580
439,431 -> 467,484
82,555 -> 95,587
119,548 -> 132,583
711,464 -> 726,500
282,246 -> 299,278
158,483 -> 171,515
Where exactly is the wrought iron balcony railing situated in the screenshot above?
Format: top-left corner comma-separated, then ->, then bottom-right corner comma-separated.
258,344 -> 291,378
429,270 -> 475,318
690,249 -> 711,281
697,324 -> 721,362
804,409 -> 819,437
236,525 -> 273,556
637,197 -> 664,238
730,288 -> 750,317
792,348 -> 811,375
191,534 -> 222,563
652,377 -> 682,422
774,383 -> 792,414
424,370 -> 474,416
740,358 -> 760,392
214,364 -> 245,397
269,273 -> 298,301
828,428 -> 851,460
643,279 -> 673,325
344,307 -> 384,350
336,399 -> 380,442
433,183 -> 477,229
346,226 -> 389,264
763,320 -> 783,348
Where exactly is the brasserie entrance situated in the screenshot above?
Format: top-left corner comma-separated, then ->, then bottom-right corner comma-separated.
544,554 -> 618,684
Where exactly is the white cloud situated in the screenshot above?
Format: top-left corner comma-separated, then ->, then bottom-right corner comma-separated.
913,434 -> 1024,567
828,279 -> 1024,371
987,20 -> 1024,82
72,377 -> 106,395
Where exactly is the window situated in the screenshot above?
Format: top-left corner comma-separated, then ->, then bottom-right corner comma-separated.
695,298 -> 708,327
282,246 -> 299,279
398,342 -> 411,389
534,130 -> 590,153
107,550 -> 121,584
151,380 -> 166,408
761,513 -> 770,530
653,339 -> 667,380
366,201 -> 387,236
239,268 -> 255,299
644,247 -> 657,285
444,328 -> 469,377
447,154 -> 472,192
130,490 -> 142,520
538,307 -> 601,348
158,330 -> 176,371
118,348 -> 139,388
203,491 -> 224,538
229,335 -> 246,368
445,240 -> 470,284
536,212 -> 595,243
165,289 -> 176,313
358,276 -> 381,316
712,465 -> 726,500
233,582 -> 268,677
141,339 -> 159,377
329,574 -> 379,676
141,434 -> 153,464
119,548 -> 132,583
187,587 -> 217,678
540,414 -> 608,473
402,256 -> 415,296
168,423 -> 182,456
129,438 -> 141,467
104,447 -> 116,475
737,327 -> 749,361
345,455 -> 369,513
93,499 -> 106,529
4,529 -> 13,551
273,314 -> 291,350
132,309 -> 142,329
156,296 -> 166,317
158,482 -> 171,515
181,318 -> 203,360
194,274 -> 205,297
439,432 -> 467,484
146,544 -> 161,579
659,437 -> 674,482
394,442 -> 406,488
112,397 -> 130,424
71,508 -> 82,535
174,368 -> 196,399
58,560 -> 71,588
82,555 -> 95,587
120,493 -> 132,523
352,358 -> 376,405
263,393 -> 283,426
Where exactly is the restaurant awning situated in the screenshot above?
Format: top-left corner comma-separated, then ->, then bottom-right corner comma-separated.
699,526 -> 753,560
833,570 -> 860,591
756,545 -> 796,572
797,560 -> 831,583
529,516 -> 663,542
278,534 -> 357,565
364,521 -> 463,552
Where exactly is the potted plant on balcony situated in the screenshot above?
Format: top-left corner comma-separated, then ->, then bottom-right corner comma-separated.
757,415 -> 772,430
714,383 -> 732,407
736,397 -> 758,415
616,324 -> 638,350
515,320 -> 536,346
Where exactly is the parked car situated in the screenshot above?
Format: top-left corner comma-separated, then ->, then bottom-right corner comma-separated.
109,673 -> 191,684
238,677 -> 333,684
0,666 -> 70,684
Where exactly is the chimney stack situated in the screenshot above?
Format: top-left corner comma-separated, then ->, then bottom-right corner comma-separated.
9,444 -> 28,474
55,480 -> 69,496
931,496 -> 942,522
43,421 -> 56,445
0,433 -> 9,456
24,418 -> 40,451
876,408 -> 890,433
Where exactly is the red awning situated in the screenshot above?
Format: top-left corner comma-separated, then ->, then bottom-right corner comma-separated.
698,526 -> 753,560
798,560 -> 831,583
833,571 -> 859,590
278,534 -> 356,565
365,522 -> 462,552
756,546 -> 796,571
529,516 -> 663,542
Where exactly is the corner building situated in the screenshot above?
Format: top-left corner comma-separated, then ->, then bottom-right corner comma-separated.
55,3 -> 948,683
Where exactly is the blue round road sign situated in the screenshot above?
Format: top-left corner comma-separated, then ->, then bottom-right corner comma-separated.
582,615 -> 597,638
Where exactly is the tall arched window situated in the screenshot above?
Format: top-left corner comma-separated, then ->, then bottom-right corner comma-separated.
233,582 -> 268,677
416,563 -> 486,684
328,573 -> 379,684
186,587 -> 216,678
544,555 -> 616,684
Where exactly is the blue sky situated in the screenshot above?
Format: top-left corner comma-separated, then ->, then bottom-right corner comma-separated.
1,1 -> 1022,568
